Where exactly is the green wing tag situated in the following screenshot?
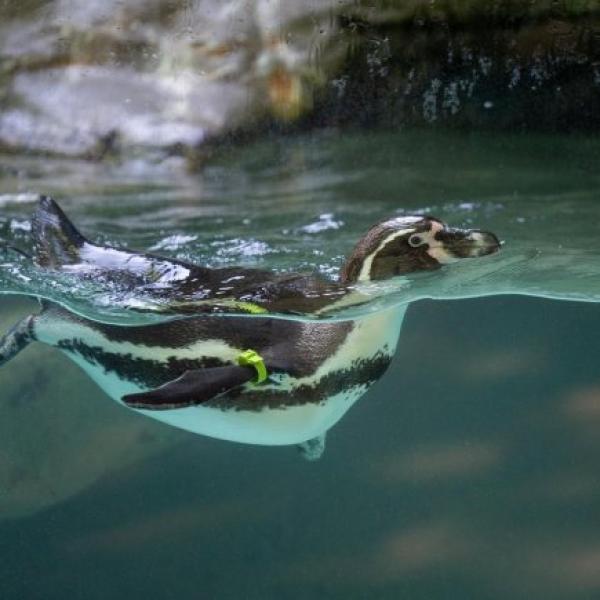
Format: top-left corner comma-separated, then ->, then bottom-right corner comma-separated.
232,302 -> 268,314
237,349 -> 268,383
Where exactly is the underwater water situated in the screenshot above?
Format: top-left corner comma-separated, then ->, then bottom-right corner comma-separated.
1,129 -> 600,598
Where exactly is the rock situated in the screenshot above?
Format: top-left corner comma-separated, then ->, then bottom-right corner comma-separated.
0,297 -> 181,521
0,0 -> 347,160
321,2 -> 600,132
1,0 -> 600,162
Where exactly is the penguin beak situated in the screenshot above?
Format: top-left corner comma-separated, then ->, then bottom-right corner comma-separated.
435,227 -> 501,259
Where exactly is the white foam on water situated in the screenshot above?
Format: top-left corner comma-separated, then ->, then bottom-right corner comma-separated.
0,193 -> 39,206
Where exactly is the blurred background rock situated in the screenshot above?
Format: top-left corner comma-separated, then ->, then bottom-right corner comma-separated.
2,0 -> 600,166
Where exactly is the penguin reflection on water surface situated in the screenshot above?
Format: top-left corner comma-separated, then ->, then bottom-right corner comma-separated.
0,198 -> 500,459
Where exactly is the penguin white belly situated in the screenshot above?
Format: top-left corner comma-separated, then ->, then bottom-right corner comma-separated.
46,306 -> 407,446
141,385 -> 370,445
67,352 -> 368,444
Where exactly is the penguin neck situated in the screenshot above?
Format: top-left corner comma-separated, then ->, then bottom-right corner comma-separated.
339,247 -> 397,284
339,230 -> 405,284
339,255 -> 368,284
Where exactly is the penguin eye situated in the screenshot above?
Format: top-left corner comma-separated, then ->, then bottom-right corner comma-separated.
408,234 -> 425,248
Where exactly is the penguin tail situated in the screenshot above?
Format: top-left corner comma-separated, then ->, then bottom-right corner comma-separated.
0,314 -> 36,367
31,195 -> 87,268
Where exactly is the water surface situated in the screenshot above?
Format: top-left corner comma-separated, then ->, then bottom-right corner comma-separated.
0,129 -> 599,321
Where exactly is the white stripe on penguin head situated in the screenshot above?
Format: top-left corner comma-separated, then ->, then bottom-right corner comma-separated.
358,228 -> 416,282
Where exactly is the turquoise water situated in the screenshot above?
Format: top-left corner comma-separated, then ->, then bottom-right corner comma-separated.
1,130 -> 600,321
1,130 -> 600,598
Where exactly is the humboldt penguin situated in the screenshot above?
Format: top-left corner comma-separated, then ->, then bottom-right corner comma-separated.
0,197 -> 500,459
28,196 -> 500,316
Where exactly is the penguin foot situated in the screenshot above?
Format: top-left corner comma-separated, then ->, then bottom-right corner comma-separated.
297,434 -> 326,461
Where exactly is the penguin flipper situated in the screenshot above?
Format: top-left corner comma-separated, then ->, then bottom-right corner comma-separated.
122,365 -> 257,410
297,433 -> 326,461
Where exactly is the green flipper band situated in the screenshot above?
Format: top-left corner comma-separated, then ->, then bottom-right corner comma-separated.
237,349 -> 268,383
230,301 -> 268,314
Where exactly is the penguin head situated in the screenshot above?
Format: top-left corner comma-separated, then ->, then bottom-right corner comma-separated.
340,215 -> 500,283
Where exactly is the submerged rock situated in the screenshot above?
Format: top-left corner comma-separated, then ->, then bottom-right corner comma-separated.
0,297 -> 181,520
